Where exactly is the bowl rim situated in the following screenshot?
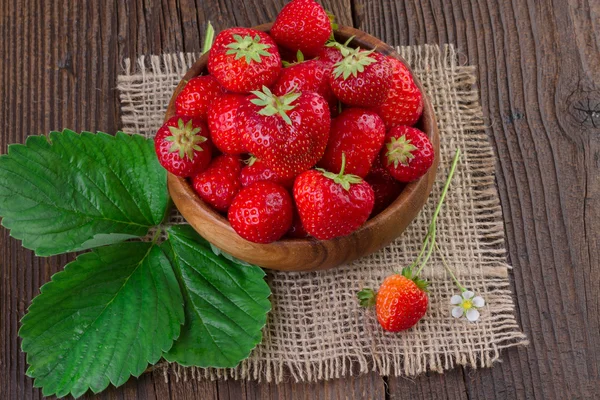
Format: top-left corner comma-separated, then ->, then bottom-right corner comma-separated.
164,23 -> 440,270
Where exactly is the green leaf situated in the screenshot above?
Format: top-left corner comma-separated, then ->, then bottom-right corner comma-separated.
162,225 -> 271,368
0,130 -> 169,256
19,242 -> 185,398
209,243 -> 254,267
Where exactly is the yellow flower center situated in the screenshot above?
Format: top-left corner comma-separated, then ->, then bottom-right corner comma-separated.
461,299 -> 473,310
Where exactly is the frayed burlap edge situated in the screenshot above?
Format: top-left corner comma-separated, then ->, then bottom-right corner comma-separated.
117,44 -> 528,385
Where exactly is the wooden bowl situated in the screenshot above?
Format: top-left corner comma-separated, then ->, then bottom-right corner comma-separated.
165,23 -> 440,272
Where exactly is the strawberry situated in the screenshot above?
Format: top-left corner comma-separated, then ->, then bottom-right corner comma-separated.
318,108 -> 386,178
317,45 -> 343,66
358,268 -> 428,332
329,49 -> 392,107
175,75 -> 224,121
240,156 -> 295,189
273,57 -> 335,107
287,209 -> 309,238
381,126 -> 434,182
270,0 -> 332,58
228,181 -> 293,243
365,158 -> 404,217
294,155 -> 374,240
239,86 -> 330,179
192,155 -> 241,212
373,57 -> 423,128
154,116 -> 212,177
207,93 -> 247,155
208,28 -> 281,93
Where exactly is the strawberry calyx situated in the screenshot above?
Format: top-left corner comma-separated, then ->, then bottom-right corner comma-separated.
250,86 -> 301,125
401,266 -> 429,292
166,118 -> 207,161
225,34 -> 273,64
282,50 -> 305,67
332,46 -> 376,80
244,155 -> 258,166
385,134 -> 418,167
316,153 -> 363,191
357,288 -> 377,308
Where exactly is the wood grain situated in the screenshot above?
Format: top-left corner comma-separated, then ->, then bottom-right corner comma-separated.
1,0 -> 599,399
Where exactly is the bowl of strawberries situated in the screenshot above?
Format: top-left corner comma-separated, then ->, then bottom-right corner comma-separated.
156,0 -> 439,272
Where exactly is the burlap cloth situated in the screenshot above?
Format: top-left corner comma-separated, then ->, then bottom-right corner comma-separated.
117,44 -> 528,383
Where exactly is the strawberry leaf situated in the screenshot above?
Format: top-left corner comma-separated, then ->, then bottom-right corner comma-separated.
162,225 -> 271,368
19,242 -> 184,398
0,130 -> 169,256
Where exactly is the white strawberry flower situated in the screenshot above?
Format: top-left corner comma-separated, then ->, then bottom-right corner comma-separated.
451,290 -> 485,322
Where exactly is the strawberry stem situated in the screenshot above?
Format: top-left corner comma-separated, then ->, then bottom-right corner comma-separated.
202,21 -> 215,54
413,148 -> 461,278
434,242 -> 467,292
316,153 -> 363,191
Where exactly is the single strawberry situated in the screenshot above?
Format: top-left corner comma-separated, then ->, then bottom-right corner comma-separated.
270,0 -> 332,58
318,108 -> 386,178
358,268 -> 428,332
373,57 -> 423,128
294,154 -> 374,240
192,155 -> 241,212
228,181 -> 293,243
239,86 -> 330,179
317,45 -> 343,66
273,56 -> 335,107
287,209 -> 310,238
175,75 -> 224,121
208,28 -> 281,93
329,48 -> 392,107
154,116 -> 212,177
381,126 -> 434,182
207,93 -> 247,154
365,159 -> 404,217
240,156 -> 295,189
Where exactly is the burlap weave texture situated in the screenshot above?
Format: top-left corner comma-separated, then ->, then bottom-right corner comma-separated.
117,44 -> 528,383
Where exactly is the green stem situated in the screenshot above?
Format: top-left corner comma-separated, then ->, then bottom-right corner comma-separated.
412,148 -> 461,277
151,227 -> 163,245
434,242 -> 466,292
202,21 -> 215,54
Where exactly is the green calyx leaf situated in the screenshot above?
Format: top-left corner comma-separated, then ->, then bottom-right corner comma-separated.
202,21 -> 215,54
401,267 -> 429,292
225,34 -> 272,64
357,288 -> 377,308
282,50 -> 305,67
250,85 -> 300,125
244,155 -> 258,166
385,134 -> 418,168
317,153 -> 363,191
0,130 -> 169,256
332,46 -> 376,80
19,242 -> 185,398
162,225 -> 271,368
166,118 -> 207,161
326,11 -> 339,41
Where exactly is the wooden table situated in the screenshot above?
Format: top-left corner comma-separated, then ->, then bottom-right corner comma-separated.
1,1 -> 598,399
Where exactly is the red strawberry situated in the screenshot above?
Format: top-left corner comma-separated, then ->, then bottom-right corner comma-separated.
270,0 -> 332,58
239,86 -> 330,179
365,159 -> 404,217
240,156 -> 295,189
381,126 -> 434,182
154,116 -> 212,177
175,75 -> 224,121
294,155 -> 374,240
358,269 -> 428,332
228,181 -> 293,243
318,108 -> 386,178
373,57 -> 423,128
317,45 -> 343,66
329,49 -> 392,107
207,93 -> 247,154
192,155 -> 241,212
287,209 -> 309,238
273,58 -> 335,106
208,28 -> 281,93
